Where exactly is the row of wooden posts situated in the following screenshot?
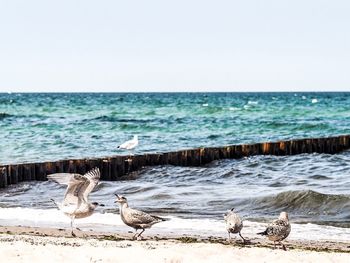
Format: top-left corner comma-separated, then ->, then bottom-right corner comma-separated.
1,135 -> 350,188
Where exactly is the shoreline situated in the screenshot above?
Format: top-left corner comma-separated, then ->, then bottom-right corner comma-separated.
0,227 -> 349,263
0,225 -> 349,253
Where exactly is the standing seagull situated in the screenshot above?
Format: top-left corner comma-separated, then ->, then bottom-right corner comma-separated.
257,211 -> 291,250
115,194 -> 168,240
117,135 -> 138,154
224,208 -> 246,243
48,168 -> 103,237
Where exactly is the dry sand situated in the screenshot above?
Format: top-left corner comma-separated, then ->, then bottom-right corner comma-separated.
0,226 -> 349,263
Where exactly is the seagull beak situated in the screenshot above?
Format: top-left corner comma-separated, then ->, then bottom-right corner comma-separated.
114,194 -> 120,203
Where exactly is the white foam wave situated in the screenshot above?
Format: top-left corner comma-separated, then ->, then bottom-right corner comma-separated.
0,208 -> 349,242
228,107 -> 240,111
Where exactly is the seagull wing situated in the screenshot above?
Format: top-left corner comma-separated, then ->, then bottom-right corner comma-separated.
266,219 -> 289,237
47,169 -> 99,204
119,140 -> 133,149
125,208 -> 161,225
76,168 -> 100,203
47,172 -> 87,206
119,138 -> 138,150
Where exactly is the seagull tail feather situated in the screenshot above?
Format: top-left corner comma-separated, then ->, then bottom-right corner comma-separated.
50,198 -> 59,210
152,215 -> 170,222
257,230 -> 268,236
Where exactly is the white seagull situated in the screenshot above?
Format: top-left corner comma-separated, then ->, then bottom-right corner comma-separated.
48,168 -> 103,237
257,211 -> 291,250
115,194 -> 168,240
117,135 -> 138,154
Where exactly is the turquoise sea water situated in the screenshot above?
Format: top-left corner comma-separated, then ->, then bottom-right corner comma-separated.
1,92 -> 350,164
1,92 -> 350,229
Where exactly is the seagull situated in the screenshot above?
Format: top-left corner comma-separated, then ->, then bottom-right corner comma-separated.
224,208 -> 246,243
117,135 -> 138,154
115,194 -> 168,240
257,211 -> 291,250
48,168 -> 104,237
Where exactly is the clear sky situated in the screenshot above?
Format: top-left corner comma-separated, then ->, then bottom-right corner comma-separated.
0,0 -> 349,92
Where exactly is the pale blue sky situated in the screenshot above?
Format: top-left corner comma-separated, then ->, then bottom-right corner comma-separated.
0,0 -> 349,92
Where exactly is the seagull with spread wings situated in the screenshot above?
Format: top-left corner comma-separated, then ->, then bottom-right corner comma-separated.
48,167 -> 103,237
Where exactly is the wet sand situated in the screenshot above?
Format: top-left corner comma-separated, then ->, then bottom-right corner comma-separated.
0,225 -> 349,263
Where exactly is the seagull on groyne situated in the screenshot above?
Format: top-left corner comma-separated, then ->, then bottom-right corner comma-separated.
48,168 -> 104,237
117,135 -> 138,154
224,208 -> 246,243
115,194 -> 168,240
257,211 -> 291,250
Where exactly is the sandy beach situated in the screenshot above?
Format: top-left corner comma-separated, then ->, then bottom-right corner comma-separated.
0,226 -> 349,263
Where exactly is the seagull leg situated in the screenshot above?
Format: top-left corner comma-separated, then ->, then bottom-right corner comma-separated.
136,229 -> 145,240
132,230 -> 139,240
273,241 -> 276,249
70,216 -> 76,237
227,232 -> 231,242
280,242 -> 287,251
239,232 -> 247,244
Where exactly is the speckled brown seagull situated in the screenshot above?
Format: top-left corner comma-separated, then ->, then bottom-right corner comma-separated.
257,211 -> 291,250
48,168 -> 104,237
115,194 -> 168,240
224,208 -> 246,243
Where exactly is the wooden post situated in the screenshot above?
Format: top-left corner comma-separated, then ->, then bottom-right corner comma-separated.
7,165 -> 18,185
116,156 -> 126,177
35,163 -> 46,181
261,142 -> 271,155
278,141 -> 287,155
159,152 -> 169,166
188,149 -> 201,166
45,162 -> 56,177
199,148 -> 212,164
0,167 -> 7,188
102,159 -> 111,180
109,157 -> 118,180
179,150 -> 188,166
22,164 -> 32,182
167,151 -> 179,166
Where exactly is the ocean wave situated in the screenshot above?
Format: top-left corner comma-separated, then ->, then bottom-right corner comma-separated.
91,116 -> 150,123
0,112 -> 49,121
251,190 -> 350,217
0,112 -> 13,119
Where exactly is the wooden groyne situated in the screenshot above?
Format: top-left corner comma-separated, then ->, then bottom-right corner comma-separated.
1,135 -> 350,188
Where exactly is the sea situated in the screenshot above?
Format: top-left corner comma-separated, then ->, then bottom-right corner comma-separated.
0,92 -> 350,241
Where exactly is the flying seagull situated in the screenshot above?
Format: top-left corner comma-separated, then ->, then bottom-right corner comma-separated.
115,194 -> 168,240
224,208 -> 246,243
117,135 -> 138,154
48,168 -> 103,237
257,211 -> 291,250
